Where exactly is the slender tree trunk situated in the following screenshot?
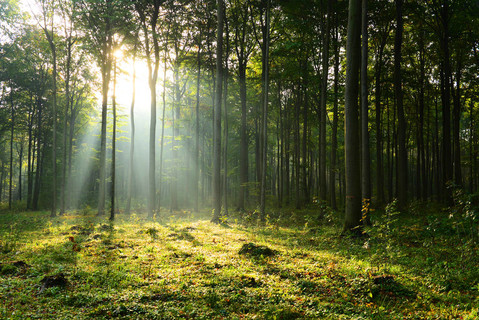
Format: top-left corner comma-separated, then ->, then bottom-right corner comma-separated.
126,51 -> 136,215
27,96 -> 34,210
60,39 -> 72,215
343,0 -> 362,234
195,37 -> 201,213
98,50 -> 112,216
110,61 -> 117,220
223,20 -> 230,217
260,0 -> 270,221
441,0 -> 452,201
375,44 -> 384,205
302,69 -> 309,203
18,142 -> 23,201
148,72 -> 157,217
294,89 -> 301,209
320,0 -> 331,203
9,93 -> 14,210
330,8 -> 339,210
452,65 -> 462,186
33,97 -> 43,211
42,29 -> 58,217
158,50 -> 167,212
238,59 -> 249,210
418,30 -> 427,199
361,0 -> 371,224
394,0 -> 407,209
212,0 -> 224,223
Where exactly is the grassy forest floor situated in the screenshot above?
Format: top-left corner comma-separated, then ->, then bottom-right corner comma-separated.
0,202 -> 478,319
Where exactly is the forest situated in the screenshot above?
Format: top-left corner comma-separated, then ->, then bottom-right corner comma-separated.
0,0 -> 478,319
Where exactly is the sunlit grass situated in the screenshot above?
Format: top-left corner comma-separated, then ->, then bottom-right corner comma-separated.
0,208 -> 478,319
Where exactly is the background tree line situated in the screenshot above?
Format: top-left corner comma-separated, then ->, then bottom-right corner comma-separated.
0,0 -> 478,231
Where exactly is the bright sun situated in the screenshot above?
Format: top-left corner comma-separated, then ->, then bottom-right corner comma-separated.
115,57 -> 155,116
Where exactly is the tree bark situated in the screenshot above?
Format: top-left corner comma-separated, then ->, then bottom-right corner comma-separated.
343,0 -> 362,234
126,47 -> 136,215
110,60 -> 117,220
361,0 -> 371,224
394,0 -> 407,209
260,0 -> 270,221
320,0 -> 331,203
212,0 -> 224,223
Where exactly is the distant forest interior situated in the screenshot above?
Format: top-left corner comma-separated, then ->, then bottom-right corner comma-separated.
0,0 -> 479,225
0,0 -> 479,318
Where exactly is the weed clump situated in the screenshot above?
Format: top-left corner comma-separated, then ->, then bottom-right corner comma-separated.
40,273 -> 68,293
238,243 -> 277,257
0,260 -> 29,275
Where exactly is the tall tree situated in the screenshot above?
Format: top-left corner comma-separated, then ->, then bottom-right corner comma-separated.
394,0 -> 407,209
38,0 -> 58,217
125,38 -> 137,215
320,0 -> 332,203
134,0 -> 163,217
77,0 -> 118,215
110,55 -> 117,220
212,0 -> 224,223
260,0 -> 270,221
231,0 -> 254,211
361,0 -> 371,223
343,0 -> 362,234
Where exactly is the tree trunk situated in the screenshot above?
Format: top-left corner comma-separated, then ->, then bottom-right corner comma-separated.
452,65 -> 462,186
126,50 -> 136,215
27,95 -> 34,210
441,0 -> 452,201
343,0 -> 362,234
223,19 -> 230,217
9,92 -> 14,210
260,0 -> 270,221
110,61 -> 117,220
320,0 -> 331,203
158,49 -> 167,212
330,5 -> 339,210
375,43 -> 385,205
212,0 -> 224,223
195,35 -> 201,213
361,0 -> 371,224
394,0 -> 407,209
18,141 -> 23,201
61,38 -> 72,215
98,47 -> 112,216
33,97 -> 43,211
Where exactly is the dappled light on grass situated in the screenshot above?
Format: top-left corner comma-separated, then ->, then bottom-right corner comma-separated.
0,210 -> 478,319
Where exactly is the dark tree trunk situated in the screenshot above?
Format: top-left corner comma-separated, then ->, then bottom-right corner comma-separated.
126,49 -> 136,215
195,35 -> 201,213
343,0 -> 362,234
110,61 -> 117,220
260,0 -> 270,221
361,0 -> 371,224
394,0 -> 407,209
320,0 -> 331,203
330,5 -> 339,210
9,92 -> 14,210
452,65 -> 462,186
212,0 -> 224,223
441,0 -> 453,201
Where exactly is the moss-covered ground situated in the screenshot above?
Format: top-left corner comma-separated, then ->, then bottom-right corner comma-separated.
0,204 -> 477,319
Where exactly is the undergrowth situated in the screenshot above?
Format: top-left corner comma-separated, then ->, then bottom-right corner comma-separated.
0,202 -> 477,319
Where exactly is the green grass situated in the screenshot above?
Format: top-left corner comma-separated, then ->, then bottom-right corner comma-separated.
0,206 -> 477,319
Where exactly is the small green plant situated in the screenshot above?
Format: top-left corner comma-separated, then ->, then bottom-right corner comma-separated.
449,184 -> 478,243
145,227 -> 159,240
0,223 -> 19,253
